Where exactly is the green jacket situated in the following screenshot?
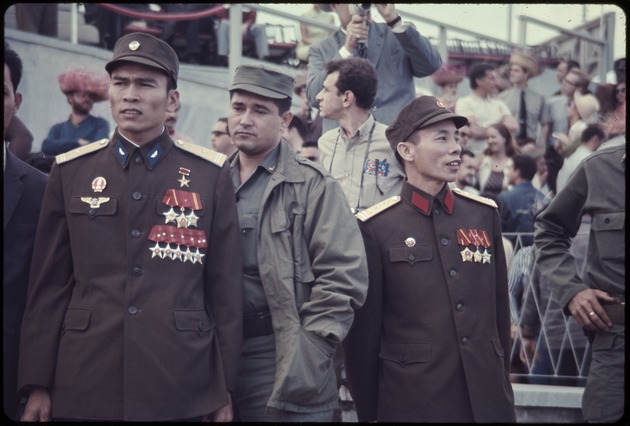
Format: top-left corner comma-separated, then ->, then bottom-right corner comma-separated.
256,140 -> 368,412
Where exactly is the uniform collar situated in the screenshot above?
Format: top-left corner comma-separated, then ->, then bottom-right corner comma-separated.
111,129 -> 173,170
401,180 -> 454,216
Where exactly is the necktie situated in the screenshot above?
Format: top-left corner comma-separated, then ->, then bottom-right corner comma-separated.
518,90 -> 527,140
356,42 -> 367,58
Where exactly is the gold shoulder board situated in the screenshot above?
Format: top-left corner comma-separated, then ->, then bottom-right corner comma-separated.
174,139 -> 226,167
55,139 -> 109,164
452,187 -> 497,208
356,196 -> 402,222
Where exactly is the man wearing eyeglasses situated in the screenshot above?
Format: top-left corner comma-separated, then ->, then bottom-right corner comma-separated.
210,117 -> 237,157
539,67 -> 589,195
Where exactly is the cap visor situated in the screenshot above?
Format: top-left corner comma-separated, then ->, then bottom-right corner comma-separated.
230,83 -> 290,100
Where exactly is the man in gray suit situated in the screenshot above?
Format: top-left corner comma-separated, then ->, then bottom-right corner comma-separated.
306,4 -> 442,133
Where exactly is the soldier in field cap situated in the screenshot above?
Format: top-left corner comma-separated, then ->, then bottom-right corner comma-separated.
343,96 -> 516,422
226,63 -> 368,421
18,32 -> 243,421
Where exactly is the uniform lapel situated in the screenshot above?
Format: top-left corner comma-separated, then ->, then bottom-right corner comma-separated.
365,24 -> 385,65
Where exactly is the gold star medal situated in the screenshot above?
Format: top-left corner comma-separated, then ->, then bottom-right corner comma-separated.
178,167 -> 191,188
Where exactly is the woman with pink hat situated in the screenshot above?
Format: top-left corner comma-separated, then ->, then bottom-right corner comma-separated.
431,62 -> 466,111
41,68 -> 110,156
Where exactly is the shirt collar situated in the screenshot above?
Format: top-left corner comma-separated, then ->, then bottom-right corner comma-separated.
111,128 -> 173,170
401,180 -> 454,216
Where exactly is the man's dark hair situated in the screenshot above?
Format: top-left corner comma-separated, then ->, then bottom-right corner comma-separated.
581,123 -> 605,143
460,149 -> 475,160
229,90 -> 292,115
325,57 -> 378,110
561,59 -> 581,73
4,42 -> 23,92
302,140 -> 318,148
512,154 -> 537,181
468,62 -> 495,90
288,115 -> 307,140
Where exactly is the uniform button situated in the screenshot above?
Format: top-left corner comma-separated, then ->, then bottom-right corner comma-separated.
604,218 -> 610,224
88,209 -> 96,216
132,267 -> 143,276
134,156 -> 143,164
449,268 -> 458,277
132,191 -> 142,201
131,229 -> 141,238
456,303 -> 463,311
462,337 -> 469,344
440,237 -> 449,246
408,254 -> 415,261
128,306 -> 138,315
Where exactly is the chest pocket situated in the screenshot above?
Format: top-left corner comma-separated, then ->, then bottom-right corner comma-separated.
389,245 -> 432,265
69,196 -> 117,219
591,211 -> 625,263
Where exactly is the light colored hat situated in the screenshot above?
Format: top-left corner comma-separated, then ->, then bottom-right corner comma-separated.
58,68 -> 110,102
573,93 -> 600,122
431,63 -> 466,86
510,52 -> 540,77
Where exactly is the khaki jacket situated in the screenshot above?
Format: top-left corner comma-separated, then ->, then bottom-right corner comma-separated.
254,140 -> 368,412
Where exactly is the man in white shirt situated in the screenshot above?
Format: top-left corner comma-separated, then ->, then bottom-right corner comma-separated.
455,63 -> 517,155
316,57 -> 404,213
555,124 -> 605,193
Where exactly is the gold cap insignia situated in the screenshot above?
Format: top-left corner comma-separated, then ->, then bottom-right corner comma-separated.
129,40 -> 140,51
92,177 -> 107,193
436,100 -> 446,108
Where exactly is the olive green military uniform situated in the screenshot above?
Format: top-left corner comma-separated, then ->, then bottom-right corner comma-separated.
535,144 -> 625,423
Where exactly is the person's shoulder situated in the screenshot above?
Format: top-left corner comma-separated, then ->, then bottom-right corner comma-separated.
356,195 -> 402,222
319,127 -> 338,142
452,187 -> 498,209
55,138 -> 110,165
173,139 -> 227,167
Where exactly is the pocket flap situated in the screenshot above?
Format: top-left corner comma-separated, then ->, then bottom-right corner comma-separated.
69,196 -> 117,216
378,342 -> 430,366
63,309 -> 92,332
173,310 -> 215,333
389,246 -> 432,265
592,212 -> 625,231
491,337 -> 505,357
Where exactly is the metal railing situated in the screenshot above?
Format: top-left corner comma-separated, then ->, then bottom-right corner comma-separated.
504,233 -> 590,386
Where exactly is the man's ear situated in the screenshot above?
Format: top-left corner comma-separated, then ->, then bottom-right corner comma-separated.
280,111 -> 293,130
14,92 -> 23,113
342,90 -> 355,108
166,90 -> 180,113
397,141 -> 414,162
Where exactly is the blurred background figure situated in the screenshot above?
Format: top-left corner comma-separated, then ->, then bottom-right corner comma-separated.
15,3 -> 57,37
5,115 -> 33,161
41,68 -> 110,156
210,117 -> 237,157
431,62 -> 466,111
451,148 -> 479,194
552,58 -> 581,96
555,123 -> 605,193
498,51 -> 545,148
478,123 -> 519,198
600,80 -> 626,138
553,92 -> 600,159
283,115 -> 307,152
216,5 -> 269,64
292,71 -> 324,144
298,140 -> 319,162
164,104 -> 192,143
295,4 -> 335,67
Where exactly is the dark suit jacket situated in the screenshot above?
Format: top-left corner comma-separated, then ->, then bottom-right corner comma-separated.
343,182 -> 515,422
3,147 -> 48,420
307,21 -> 442,133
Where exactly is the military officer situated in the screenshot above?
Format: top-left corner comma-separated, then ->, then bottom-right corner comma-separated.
343,96 -> 516,422
534,143 -> 625,422
18,33 -> 243,421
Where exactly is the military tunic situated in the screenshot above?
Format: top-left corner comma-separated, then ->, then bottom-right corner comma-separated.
18,130 -> 243,421
343,181 -> 515,422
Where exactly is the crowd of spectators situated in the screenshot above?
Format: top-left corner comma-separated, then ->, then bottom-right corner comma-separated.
6,4 -> 626,422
